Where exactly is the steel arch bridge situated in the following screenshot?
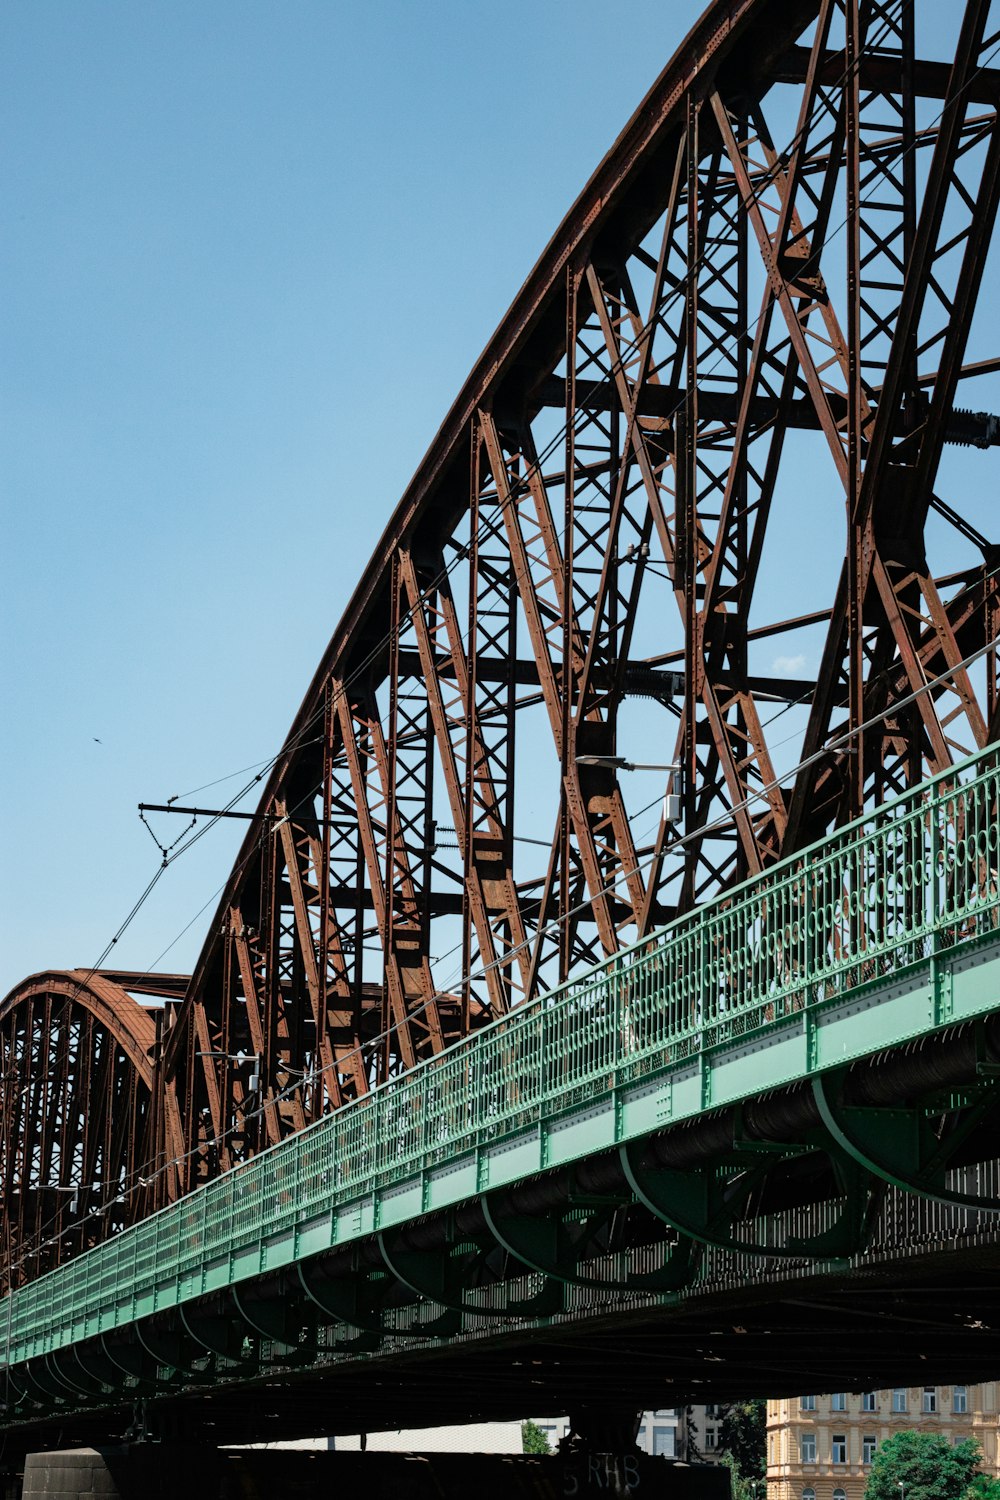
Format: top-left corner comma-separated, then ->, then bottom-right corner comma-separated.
6,0 -> 1000,1448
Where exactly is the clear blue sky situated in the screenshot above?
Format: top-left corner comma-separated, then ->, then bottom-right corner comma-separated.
1,0 -> 711,996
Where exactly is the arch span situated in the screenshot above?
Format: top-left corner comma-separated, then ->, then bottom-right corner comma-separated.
0,970 -> 182,1291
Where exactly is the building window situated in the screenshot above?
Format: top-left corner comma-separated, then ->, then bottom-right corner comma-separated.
802,1490 -> 816,1500
705,1430 -> 717,1450
923,1388 -> 937,1414
954,1388 -> 968,1414
834,1489 -> 847,1500
862,1393 -> 877,1412
864,1437 -> 877,1465
832,1436 -> 847,1465
706,1404 -> 720,1418
801,1434 -> 817,1464
800,1396 -> 817,1412
831,1394 -> 847,1412
892,1389 -> 908,1413
652,1427 -> 675,1458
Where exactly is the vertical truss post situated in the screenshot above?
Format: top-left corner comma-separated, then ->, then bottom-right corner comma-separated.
466,427 -> 529,1013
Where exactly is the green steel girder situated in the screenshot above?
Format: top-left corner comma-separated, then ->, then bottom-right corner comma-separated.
403,1301 -> 461,1339
177,1305 -> 244,1364
132,1322 -> 199,1381
483,1266 -> 563,1318
47,1354 -> 94,1405
481,1196 -> 694,1293
21,1361 -> 66,1408
620,1141 -> 808,1257
620,1116 -> 905,1266
41,1352 -> 87,1404
46,1348 -> 102,1402
4,1363 -> 33,1407
230,1284 -> 310,1355
99,1333 -> 157,1392
380,1229 -> 574,1319
295,1260 -> 385,1348
73,1344 -> 119,1395
813,1065 -> 1000,1210
377,1237 -> 503,1320
620,1133 -> 892,1261
783,1149 -> 880,1260
379,1238 -> 476,1306
9,1333 -> 223,1430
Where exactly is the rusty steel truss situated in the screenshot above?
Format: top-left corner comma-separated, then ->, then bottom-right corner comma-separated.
0,972 -> 187,1290
5,0 -> 1000,1278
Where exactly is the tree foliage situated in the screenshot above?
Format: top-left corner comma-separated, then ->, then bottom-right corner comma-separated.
967,1476 -> 1000,1500
864,1431 -> 982,1500
720,1451 -> 754,1500
718,1400 -> 766,1482
522,1420 -> 552,1455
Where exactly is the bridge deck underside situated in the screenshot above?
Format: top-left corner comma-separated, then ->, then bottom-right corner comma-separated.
8,1252 -> 1000,1450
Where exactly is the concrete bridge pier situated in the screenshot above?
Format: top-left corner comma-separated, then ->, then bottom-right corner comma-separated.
21,1449 -> 121,1498
561,1406 -> 645,1498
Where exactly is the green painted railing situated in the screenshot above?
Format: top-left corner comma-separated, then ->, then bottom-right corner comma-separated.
6,744 -> 1000,1361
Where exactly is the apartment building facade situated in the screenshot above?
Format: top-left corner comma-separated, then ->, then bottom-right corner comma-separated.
767,1385 -> 1000,1500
